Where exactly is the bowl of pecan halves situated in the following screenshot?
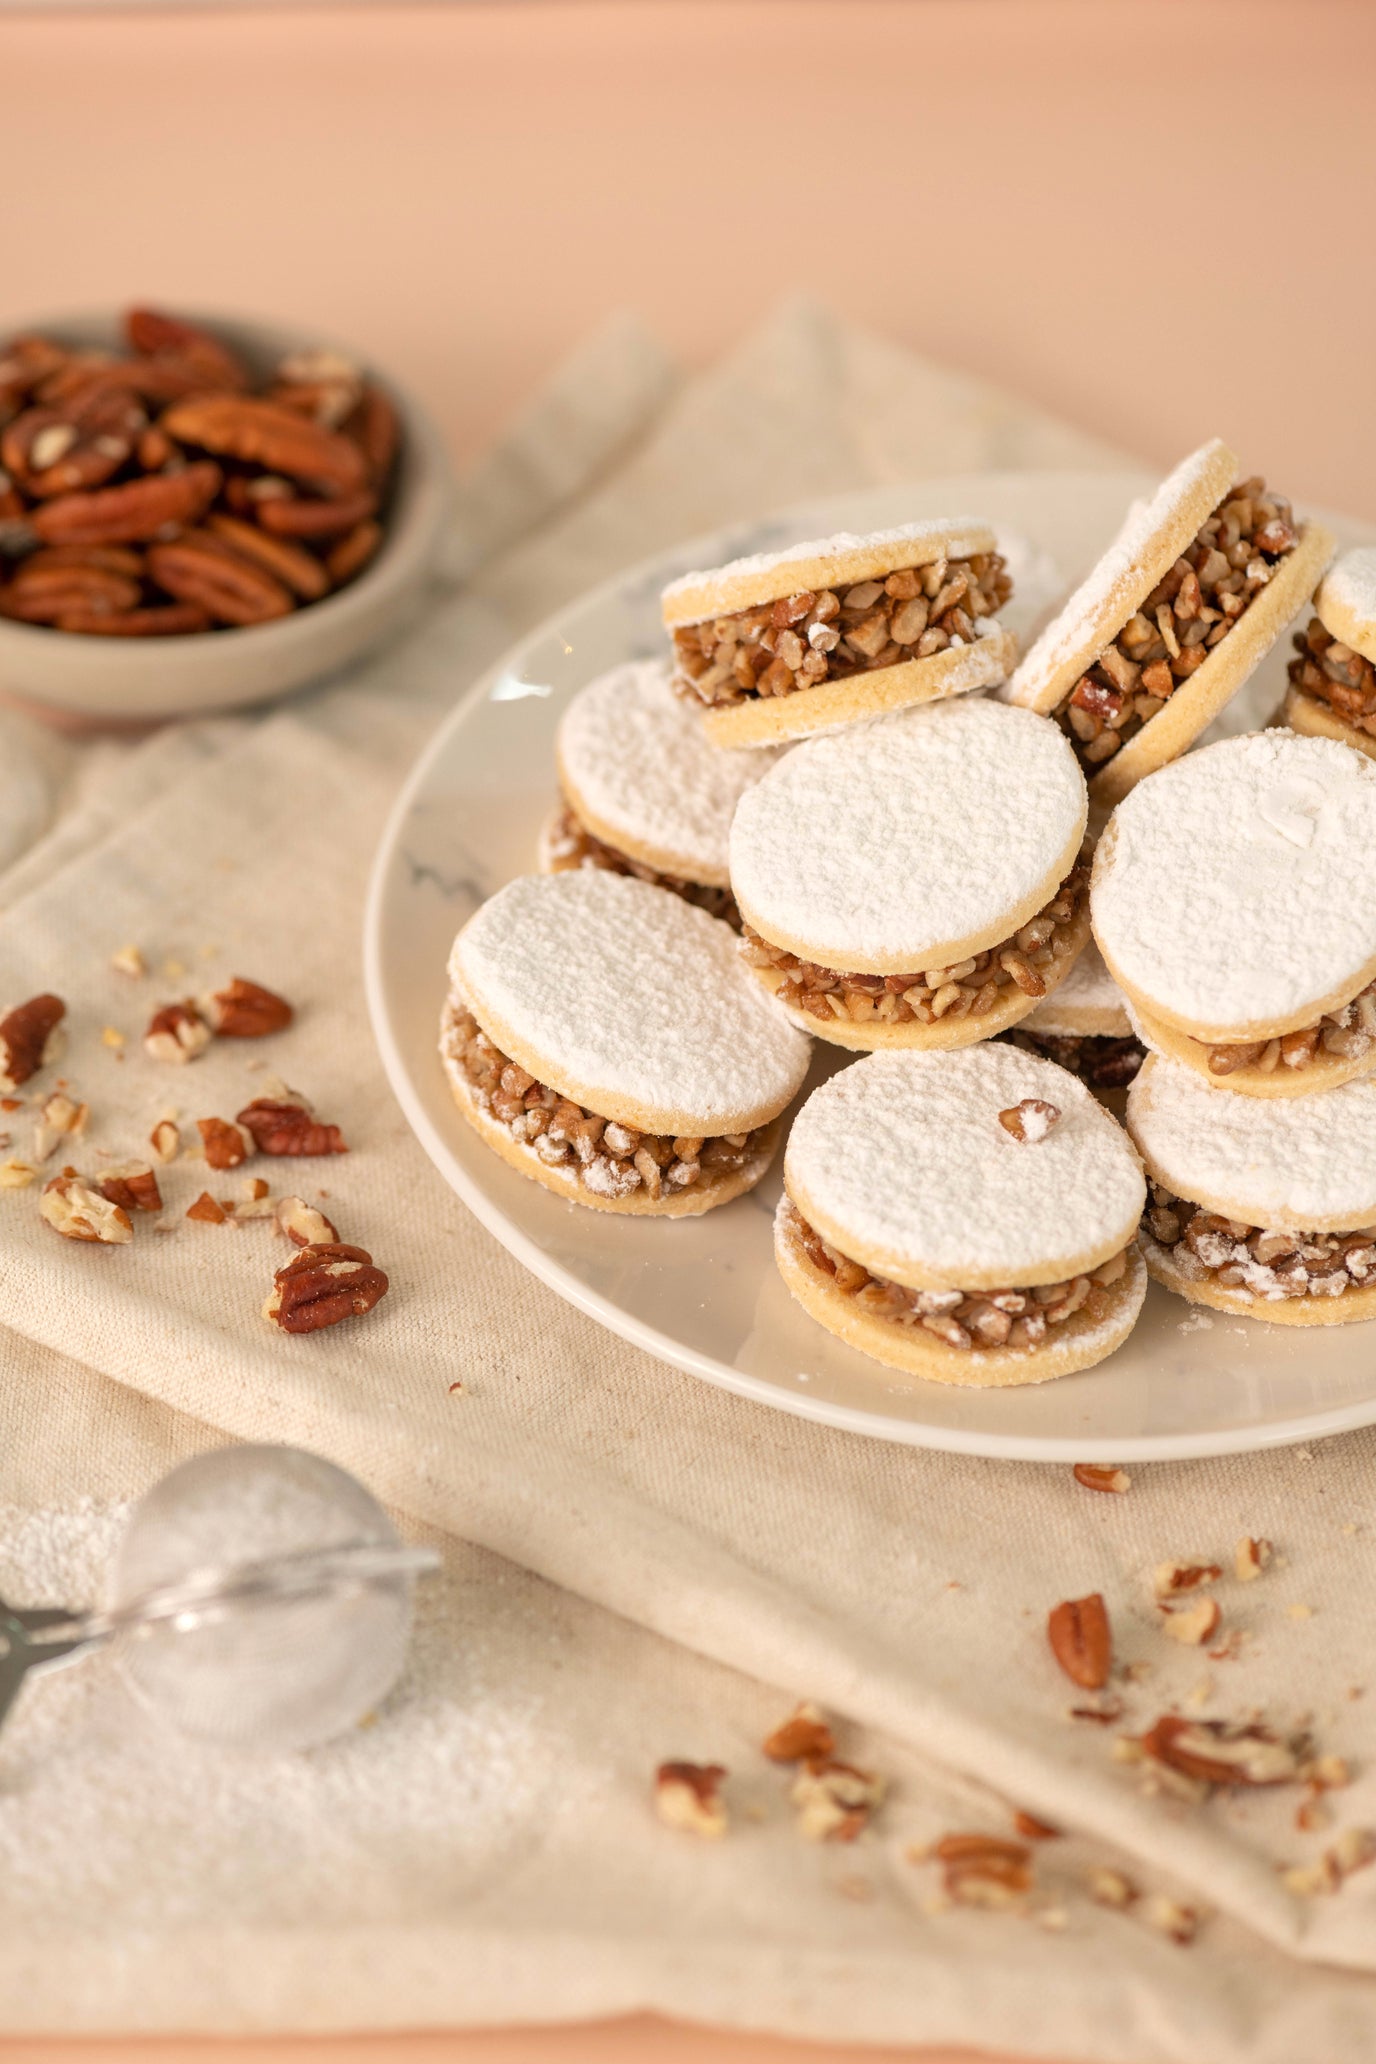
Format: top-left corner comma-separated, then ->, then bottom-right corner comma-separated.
0,307 -> 451,721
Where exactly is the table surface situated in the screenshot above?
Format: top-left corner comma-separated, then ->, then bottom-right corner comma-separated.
3,1 -> 1363,2056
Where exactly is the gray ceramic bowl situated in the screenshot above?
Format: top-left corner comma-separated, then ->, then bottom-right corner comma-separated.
0,311 -> 452,723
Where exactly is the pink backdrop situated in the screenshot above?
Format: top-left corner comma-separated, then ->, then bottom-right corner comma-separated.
3,1 -> 1362,2056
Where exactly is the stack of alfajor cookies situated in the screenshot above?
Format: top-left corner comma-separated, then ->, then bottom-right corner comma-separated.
437,437 -> 1364,1383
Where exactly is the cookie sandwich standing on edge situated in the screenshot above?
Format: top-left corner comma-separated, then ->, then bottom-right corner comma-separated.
540,657 -> 778,926
776,1045 -> 1147,1386
1129,1054 -> 1376,1326
1283,547 -> 1376,763
1092,730 -> 1376,1097
1007,438 -> 1333,809
1004,940 -> 1145,1098
663,520 -> 1016,749
441,870 -> 811,1215
731,698 -> 1091,1052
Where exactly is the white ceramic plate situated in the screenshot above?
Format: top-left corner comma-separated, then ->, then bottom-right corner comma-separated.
365,471 -> 1376,1461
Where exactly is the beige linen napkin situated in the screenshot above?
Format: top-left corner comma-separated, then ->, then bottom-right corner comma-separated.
2,304 -> 1374,2060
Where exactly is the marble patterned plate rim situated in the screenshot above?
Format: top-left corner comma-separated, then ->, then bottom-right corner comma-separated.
365,470 -> 1376,1462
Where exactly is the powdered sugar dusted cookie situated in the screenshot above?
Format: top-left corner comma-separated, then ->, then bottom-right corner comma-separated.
663,519 -> 1017,749
731,699 -> 1091,1051
1092,731 -> 1376,1098
1283,548 -> 1376,765
540,658 -> 776,925
442,871 -> 811,1216
1129,1054 -> 1376,1326
1004,941 -> 1144,1099
1008,438 -> 1334,807
777,1045 -> 1146,1386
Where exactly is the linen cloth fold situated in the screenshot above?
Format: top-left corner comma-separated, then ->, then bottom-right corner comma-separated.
1,302 -> 1374,2062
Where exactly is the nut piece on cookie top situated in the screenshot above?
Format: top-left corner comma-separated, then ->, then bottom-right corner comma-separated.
661,518 -> 1018,751
1007,437 -> 1334,807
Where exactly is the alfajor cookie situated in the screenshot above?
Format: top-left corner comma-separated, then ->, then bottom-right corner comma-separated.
1008,438 -> 1334,808
441,871 -> 810,1216
662,519 -> 1017,749
540,657 -> 778,926
1091,730 -> 1376,1098
731,697 -> 1091,1052
1004,941 -> 1145,1096
1129,1054 -> 1376,1326
776,1045 -> 1146,1387
1283,547 -> 1376,764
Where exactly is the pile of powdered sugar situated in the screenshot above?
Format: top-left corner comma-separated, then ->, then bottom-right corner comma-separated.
730,699 -> 1086,968
451,870 -> 810,1127
555,658 -> 778,882
1127,1057 -> 1376,1229
1092,732 -> 1376,1026
785,1046 -> 1145,1282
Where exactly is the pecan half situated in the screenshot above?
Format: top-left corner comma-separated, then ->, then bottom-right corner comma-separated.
98,1161 -> 162,1213
326,519 -> 382,586
162,395 -> 369,497
40,1169 -> 133,1244
236,1089 -> 347,1157
256,487 -> 379,538
147,533 -> 293,626
203,976 -> 293,1038
30,462 -> 222,546
197,1116 -> 254,1171
1048,1593 -> 1112,1690
125,306 -> 249,389
263,1240 -> 389,1333
203,514 -> 328,602
0,993 -> 66,1091
144,1000 -> 212,1064
653,1761 -> 728,1838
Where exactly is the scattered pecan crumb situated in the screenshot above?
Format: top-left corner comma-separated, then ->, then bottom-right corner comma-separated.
1138,1715 -> 1301,1788
0,994 -> 66,1092
998,1098 -> 1060,1143
1012,1810 -> 1060,1841
1161,1597 -> 1222,1647
1282,1827 -> 1376,1896
245,1175 -> 269,1200
448,1379 -> 466,1396
762,1702 -> 836,1765
1071,1696 -> 1125,1726
789,1760 -> 884,1843
33,1090 -> 88,1161
203,976 -> 293,1038
1088,1866 -> 1137,1909
0,1157 -> 37,1188
275,1194 -> 340,1246
1073,1464 -> 1131,1494
1287,1603 -> 1314,1621
197,1115 -> 254,1170
1142,1894 -> 1200,1944
931,1833 -> 1032,1908
653,1761 -> 728,1837
98,1162 -> 162,1213
1048,1593 -> 1112,1690
263,1240 -> 388,1333
101,1026 -> 125,1050
186,1190 -> 227,1224
109,944 -> 146,978
40,1169 -> 132,1244
237,1086 -> 347,1157
148,1117 -> 181,1163
144,1000 -> 212,1064
1152,1560 -> 1221,1601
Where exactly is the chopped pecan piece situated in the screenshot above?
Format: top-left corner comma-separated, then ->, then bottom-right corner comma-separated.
263,1240 -> 388,1332
1152,1560 -> 1222,1600
789,1759 -> 884,1843
33,1090 -> 88,1161
186,1190 -> 227,1224
144,1000 -> 212,1065
933,1833 -> 1032,1907
998,1097 -> 1060,1143
197,1115 -> 255,1170
1140,1714 -> 1300,1787
40,1169 -> 132,1244
149,1118 -> 181,1163
203,976 -> 294,1038
1235,1536 -> 1273,1582
1073,1463 -> 1131,1494
0,993 -> 66,1092
99,1161 -> 162,1213
762,1702 -> 836,1764
275,1194 -> 340,1246
653,1761 -> 728,1838
237,1089 -> 348,1157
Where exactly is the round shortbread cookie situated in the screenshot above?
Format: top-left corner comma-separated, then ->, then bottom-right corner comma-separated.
730,698 -> 1087,974
699,629 -> 1016,751
662,519 -> 997,627
555,658 -> 778,886
1007,439 -> 1240,718
750,900 -> 1093,1053
1139,1238 -> 1376,1328
1315,547 -> 1376,666
1089,520 -> 1335,809
1091,731 -> 1376,1041
776,1199 -> 1146,1388
1126,1053 -> 1376,1233
1128,995 -> 1376,1100
440,1004 -> 783,1219
783,1045 -> 1145,1293
1282,681 -> 1376,765
1022,938 -> 1131,1040
450,872 -> 811,1136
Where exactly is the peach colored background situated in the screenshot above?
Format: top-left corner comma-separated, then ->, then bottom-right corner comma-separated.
3,1 -> 1361,2057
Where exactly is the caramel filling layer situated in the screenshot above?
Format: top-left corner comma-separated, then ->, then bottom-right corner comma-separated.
1182,980 -> 1376,1078
444,1003 -> 767,1203
545,801 -> 740,928
741,862 -> 1088,1029
671,552 -> 1011,710
1143,1182 -> 1376,1303
1289,617 -> 1376,737
784,1197 -> 1130,1353
1055,478 -> 1299,774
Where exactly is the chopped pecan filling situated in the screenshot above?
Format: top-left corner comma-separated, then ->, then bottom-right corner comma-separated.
1288,617 -> 1376,737
1003,1028 -> 1145,1091
671,552 -> 1011,710
1142,1182 -> 1376,1303
544,801 -> 740,927
741,861 -> 1088,1028
1056,479 -> 1299,772
784,1197 -> 1130,1352
444,1004 -> 767,1202
1189,979 -> 1376,1077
